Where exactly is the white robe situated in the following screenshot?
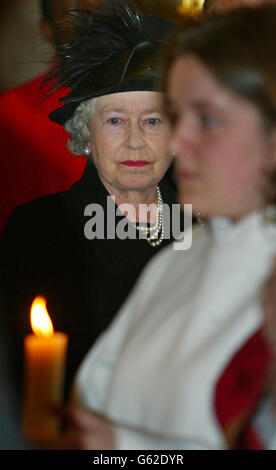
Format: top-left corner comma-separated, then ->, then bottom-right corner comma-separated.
73,211 -> 276,449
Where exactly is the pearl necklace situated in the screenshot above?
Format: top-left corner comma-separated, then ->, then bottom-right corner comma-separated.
134,186 -> 164,248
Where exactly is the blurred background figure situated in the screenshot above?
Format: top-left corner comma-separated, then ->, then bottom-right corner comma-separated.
0,0 -> 51,92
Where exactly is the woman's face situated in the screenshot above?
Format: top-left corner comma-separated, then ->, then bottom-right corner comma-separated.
166,55 -> 276,219
88,91 -> 171,193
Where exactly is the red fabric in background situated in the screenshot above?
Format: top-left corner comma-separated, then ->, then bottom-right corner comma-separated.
0,72 -> 86,234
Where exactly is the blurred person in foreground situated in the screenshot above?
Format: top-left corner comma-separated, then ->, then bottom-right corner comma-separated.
0,0 -> 178,408
203,0 -> 276,450
35,6 -> 276,450
0,1 -> 99,234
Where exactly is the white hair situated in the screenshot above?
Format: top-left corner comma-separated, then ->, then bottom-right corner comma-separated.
64,97 -> 98,155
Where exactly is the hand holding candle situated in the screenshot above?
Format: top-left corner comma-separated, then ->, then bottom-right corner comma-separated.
22,296 -> 68,440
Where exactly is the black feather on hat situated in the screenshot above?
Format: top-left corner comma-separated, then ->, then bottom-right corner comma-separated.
48,0 -> 177,125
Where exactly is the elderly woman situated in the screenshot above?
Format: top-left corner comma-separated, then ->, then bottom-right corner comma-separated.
43,5 -> 276,450
0,0 -> 178,399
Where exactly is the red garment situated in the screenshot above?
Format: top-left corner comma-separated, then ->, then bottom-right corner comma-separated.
0,72 -> 86,233
215,328 -> 272,449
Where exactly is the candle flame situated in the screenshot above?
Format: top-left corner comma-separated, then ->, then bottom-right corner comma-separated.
30,296 -> 54,337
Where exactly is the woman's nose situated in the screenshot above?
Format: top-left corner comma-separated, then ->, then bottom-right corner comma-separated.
169,116 -> 198,156
126,123 -> 145,150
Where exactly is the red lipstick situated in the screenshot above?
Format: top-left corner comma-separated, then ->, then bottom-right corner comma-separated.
122,161 -> 149,167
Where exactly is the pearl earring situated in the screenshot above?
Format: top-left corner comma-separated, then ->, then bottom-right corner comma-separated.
84,146 -> 90,156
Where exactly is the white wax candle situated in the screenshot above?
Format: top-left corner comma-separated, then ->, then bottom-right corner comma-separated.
22,297 -> 68,440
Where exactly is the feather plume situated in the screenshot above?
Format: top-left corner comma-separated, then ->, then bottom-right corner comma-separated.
48,0 -> 144,95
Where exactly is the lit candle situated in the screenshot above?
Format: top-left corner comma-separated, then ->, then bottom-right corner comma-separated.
22,296 -> 68,440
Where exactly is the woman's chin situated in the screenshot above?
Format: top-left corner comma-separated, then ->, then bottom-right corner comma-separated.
116,175 -> 158,192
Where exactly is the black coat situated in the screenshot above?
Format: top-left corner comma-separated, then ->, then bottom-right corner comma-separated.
0,163 -> 176,398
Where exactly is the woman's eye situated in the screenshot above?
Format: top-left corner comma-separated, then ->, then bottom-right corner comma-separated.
143,118 -> 161,127
107,118 -> 122,125
148,118 -> 159,125
201,115 -> 219,129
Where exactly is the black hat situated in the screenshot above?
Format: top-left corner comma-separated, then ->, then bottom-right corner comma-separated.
48,0 -> 176,125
